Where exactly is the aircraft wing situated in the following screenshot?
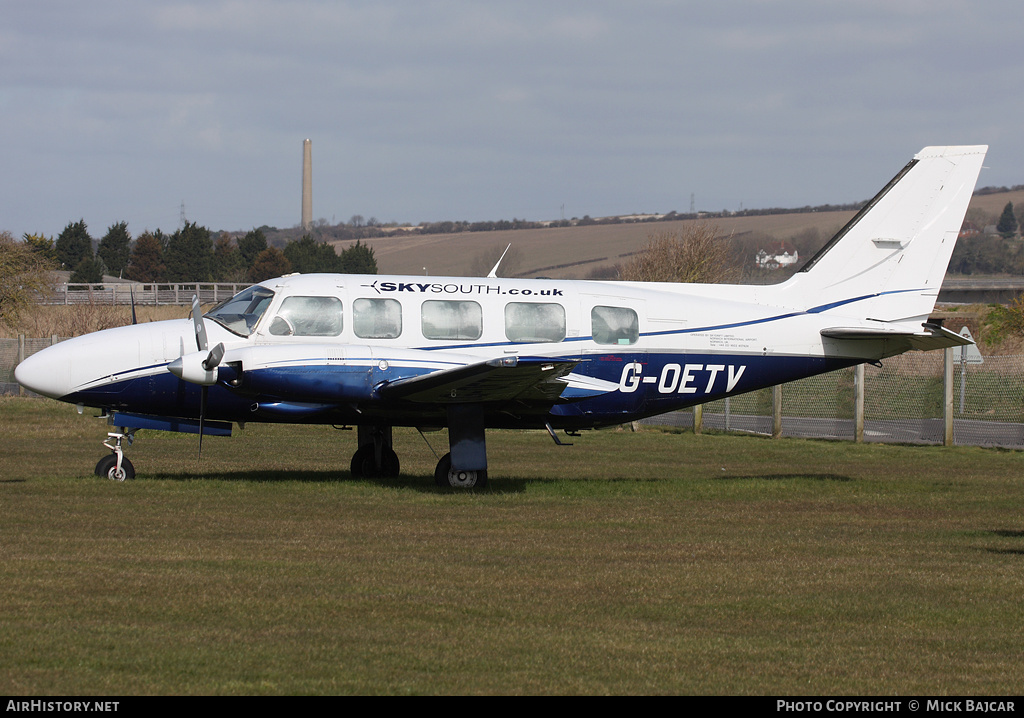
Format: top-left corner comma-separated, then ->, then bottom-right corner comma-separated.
378,356 -> 581,404
821,323 -> 971,353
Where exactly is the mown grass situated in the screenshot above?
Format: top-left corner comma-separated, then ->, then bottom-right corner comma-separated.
1,397 -> 1023,695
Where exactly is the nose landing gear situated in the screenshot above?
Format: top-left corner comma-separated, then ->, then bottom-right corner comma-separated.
95,430 -> 136,481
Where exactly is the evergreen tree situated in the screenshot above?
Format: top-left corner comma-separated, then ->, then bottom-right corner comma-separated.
126,232 -> 165,282
69,256 -> 104,285
283,234 -> 342,273
163,222 -> 214,281
338,240 -> 377,274
248,247 -> 291,283
21,233 -> 57,263
212,235 -> 246,281
55,219 -> 93,270
97,221 -> 132,278
997,202 -> 1018,239
238,228 -> 268,270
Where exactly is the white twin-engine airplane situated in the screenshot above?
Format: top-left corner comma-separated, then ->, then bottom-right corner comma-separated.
17,145 -> 987,487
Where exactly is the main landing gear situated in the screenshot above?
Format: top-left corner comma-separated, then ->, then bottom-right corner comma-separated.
349,426 -> 400,479
351,406 -> 490,489
433,453 -> 487,489
95,429 -> 135,481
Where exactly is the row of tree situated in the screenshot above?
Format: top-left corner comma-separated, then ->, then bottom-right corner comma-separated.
21,222 -> 377,284
947,202 -> 1024,275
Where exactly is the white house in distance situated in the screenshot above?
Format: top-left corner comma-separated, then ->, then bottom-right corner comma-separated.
755,244 -> 799,270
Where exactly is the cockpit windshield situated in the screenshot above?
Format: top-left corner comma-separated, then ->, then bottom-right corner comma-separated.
205,285 -> 275,337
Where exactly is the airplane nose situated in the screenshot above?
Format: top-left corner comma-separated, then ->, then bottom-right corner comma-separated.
14,343 -> 72,399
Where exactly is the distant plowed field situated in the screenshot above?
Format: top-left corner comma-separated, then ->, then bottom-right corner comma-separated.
329,189 -> 1024,280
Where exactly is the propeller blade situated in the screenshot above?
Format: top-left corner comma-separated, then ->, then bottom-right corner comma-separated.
203,343 -> 225,371
130,285 -> 138,326
191,295 -> 208,352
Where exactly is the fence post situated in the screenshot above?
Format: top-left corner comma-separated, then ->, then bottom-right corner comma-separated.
772,384 -> 782,438
693,404 -> 703,435
944,346 -> 954,446
854,363 -> 865,443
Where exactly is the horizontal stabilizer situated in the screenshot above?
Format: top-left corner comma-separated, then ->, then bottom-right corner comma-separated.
379,356 -> 579,404
821,323 -> 972,353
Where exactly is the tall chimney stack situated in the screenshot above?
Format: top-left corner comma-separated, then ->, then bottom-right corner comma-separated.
301,139 -> 312,230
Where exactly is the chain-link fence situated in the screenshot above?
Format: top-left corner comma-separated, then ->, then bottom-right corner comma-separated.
4,336 -> 1024,448
648,352 -> 1024,449
0,337 -> 65,396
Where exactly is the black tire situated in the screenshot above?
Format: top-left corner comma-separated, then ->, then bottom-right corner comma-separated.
434,453 -> 487,489
350,445 -> 372,478
95,454 -> 117,477
105,457 -> 135,482
350,445 -> 400,478
381,447 -> 400,478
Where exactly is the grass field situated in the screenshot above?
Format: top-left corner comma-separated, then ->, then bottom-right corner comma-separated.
2,397 -> 1023,695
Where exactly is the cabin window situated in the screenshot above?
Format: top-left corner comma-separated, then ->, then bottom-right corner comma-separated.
591,305 -> 639,345
206,285 -> 275,337
504,302 -> 566,343
421,300 -> 482,341
268,296 -> 343,337
353,298 -> 403,339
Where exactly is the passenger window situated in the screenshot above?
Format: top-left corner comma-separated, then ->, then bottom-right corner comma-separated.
591,305 -> 639,345
269,296 -> 343,337
504,302 -> 565,343
353,298 -> 402,339
421,300 -> 482,340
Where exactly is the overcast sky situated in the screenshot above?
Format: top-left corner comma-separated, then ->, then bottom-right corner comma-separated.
2,0 -> 1022,240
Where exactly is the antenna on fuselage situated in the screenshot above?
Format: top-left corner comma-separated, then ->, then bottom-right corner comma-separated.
487,244 -> 512,278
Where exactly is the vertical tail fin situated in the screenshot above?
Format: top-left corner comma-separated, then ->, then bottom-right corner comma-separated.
781,145 -> 987,323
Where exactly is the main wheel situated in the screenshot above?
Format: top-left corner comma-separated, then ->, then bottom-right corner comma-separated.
350,445 -> 400,478
434,453 -> 487,489
105,457 -> 135,482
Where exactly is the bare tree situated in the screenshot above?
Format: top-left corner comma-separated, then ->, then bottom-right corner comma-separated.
620,224 -> 739,283
0,231 -> 56,328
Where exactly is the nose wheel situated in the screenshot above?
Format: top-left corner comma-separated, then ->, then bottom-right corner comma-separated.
96,430 -> 136,481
